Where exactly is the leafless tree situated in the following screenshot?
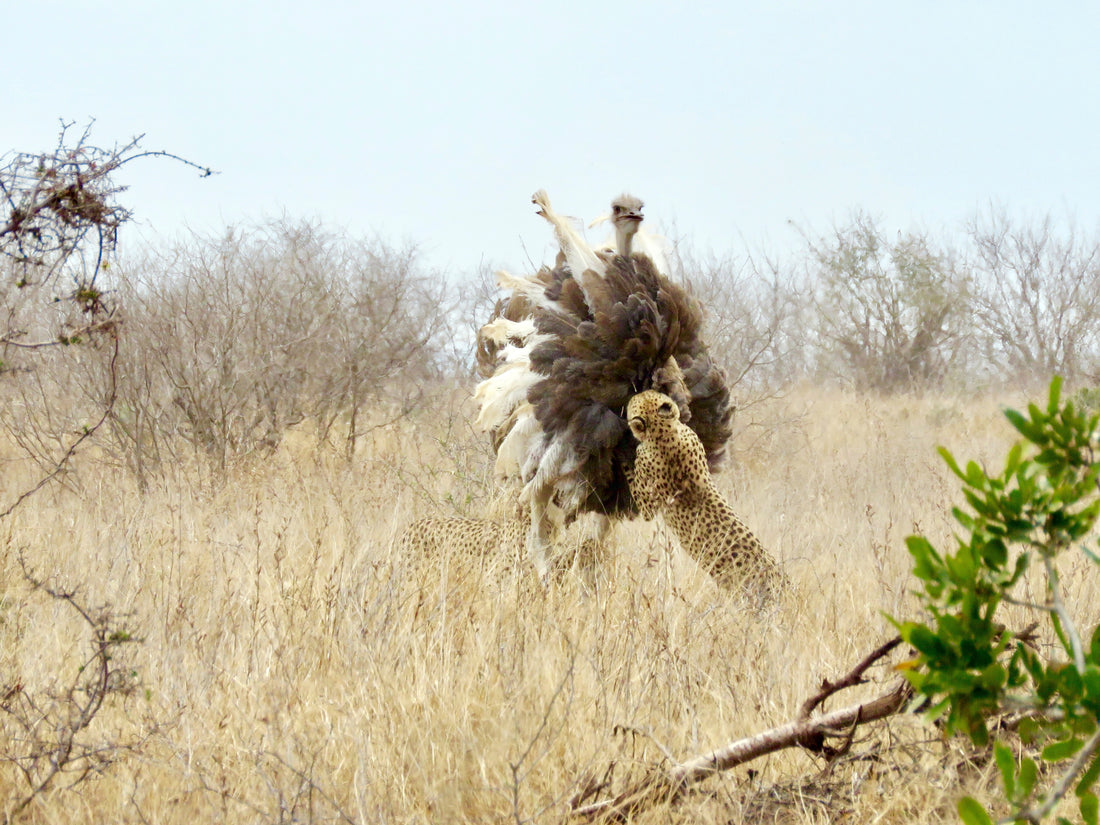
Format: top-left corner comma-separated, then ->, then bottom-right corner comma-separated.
967,209 -> 1100,384
0,120 -> 210,351
803,212 -> 971,391
315,229 -> 456,458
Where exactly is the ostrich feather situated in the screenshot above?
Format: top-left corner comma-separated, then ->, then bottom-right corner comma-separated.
493,270 -> 576,320
479,316 -> 541,347
493,403 -> 541,479
531,190 -> 604,273
474,361 -> 542,433
475,191 -> 734,531
521,436 -> 582,506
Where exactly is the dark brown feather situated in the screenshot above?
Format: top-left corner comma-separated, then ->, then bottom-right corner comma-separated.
523,253 -> 732,517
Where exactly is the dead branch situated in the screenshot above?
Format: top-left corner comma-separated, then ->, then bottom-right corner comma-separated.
571,637 -> 912,821
3,553 -> 146,820
799,636 -> 903,720
0,332 -> 119,520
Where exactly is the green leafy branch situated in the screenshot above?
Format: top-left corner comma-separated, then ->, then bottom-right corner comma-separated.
893,377 -> 1100,824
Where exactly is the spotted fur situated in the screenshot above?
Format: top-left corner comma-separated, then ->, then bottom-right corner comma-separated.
627,390 -> 785,600
400,512 -> 526,579
401,516 -> 524,558
399,504 -> 601,586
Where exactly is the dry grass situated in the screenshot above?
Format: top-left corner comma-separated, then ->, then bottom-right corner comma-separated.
0,384 -> 1092,823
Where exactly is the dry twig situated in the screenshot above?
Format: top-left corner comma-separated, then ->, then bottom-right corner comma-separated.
571,636 -> 911,820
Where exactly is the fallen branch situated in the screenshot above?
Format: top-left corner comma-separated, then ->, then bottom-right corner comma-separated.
572,637 -> 912,820
799,636 -> 903,720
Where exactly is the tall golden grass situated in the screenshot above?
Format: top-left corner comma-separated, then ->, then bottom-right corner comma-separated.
1,385 -> 1093,823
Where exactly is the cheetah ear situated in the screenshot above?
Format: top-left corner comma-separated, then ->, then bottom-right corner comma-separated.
628,416 -> 647,440
657,400 -> 677,421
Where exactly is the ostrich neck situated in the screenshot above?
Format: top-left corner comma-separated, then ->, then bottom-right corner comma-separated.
615,225 -> 635,259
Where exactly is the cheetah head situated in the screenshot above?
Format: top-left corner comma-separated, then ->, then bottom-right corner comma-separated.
627,390 -> 680,442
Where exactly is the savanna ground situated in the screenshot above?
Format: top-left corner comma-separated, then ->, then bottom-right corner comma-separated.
4,381 -> 1092,824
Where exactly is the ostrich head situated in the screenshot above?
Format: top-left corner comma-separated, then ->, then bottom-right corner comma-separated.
611,194 -> 644,258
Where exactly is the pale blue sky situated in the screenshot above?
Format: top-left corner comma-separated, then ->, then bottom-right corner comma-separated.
9,2 -> 1100,275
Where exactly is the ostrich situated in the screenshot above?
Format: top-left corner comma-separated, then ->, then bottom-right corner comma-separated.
474,191 -> 733,578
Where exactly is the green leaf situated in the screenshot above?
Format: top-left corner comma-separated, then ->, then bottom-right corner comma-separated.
980,662 -> 1007,690
1084,666 -> 1100,701
939,446 -> 966,480
1078,754 -> 1100,798
1008,553 -> 1031,586
1005,407 -> 1042,441
1018,717 -> 1041,745
921,696 -> 952,723
905,624 -> 946,659
1004,441 -> 1024,477
1082,791 -> 1099,825
1043,737 -> 1085,763
1050,375 -> 1065,414
965,460 -> 987,488
980,537 -> 1008,569
907,536 -> 943,581
945,548 -> 977,583
957,796 -> 994,825
994,742 -> 1016,799
1035,448 -> 1062,470
953,506 -> 978,532
1019,755 -> 1038,799
1087,635 -> 1100,672
1071,717 -> 1098,738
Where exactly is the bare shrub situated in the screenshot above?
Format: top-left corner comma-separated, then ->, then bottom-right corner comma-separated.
0,555 -> 147,821
967,209 -> 1100,384
313,232 -> 455,458
0,120 -> 212,374
0,121 -> 210,504
0,123 -> 130,490
459,262 -> 511,382
804,212 -> 971,391
108,219 -> 455,475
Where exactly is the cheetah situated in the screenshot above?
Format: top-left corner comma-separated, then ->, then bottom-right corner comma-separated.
397,510 -> 526,635
626,389 -> 785,601
400,507 -> 527,585
399,500 -> 602,589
